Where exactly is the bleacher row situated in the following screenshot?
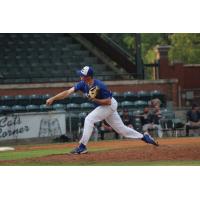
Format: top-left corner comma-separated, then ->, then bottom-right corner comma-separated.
0,90 -> 166,114
0,33 -> 115,83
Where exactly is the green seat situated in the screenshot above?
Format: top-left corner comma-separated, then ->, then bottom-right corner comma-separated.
80,102 -> 95,111
123,91 -> 137,102
133,109 -> 143,117
0,105 -> 12,114
66,103 -> 80,111
26,104 -> 40,112
29,94 -> 43,105
78,112 -> 88,119
150,90 -> 165,105
41,94 -> 53,102
53,104 -> 66,111
66,113 -> 80,140
161,109 -> 175,119
121,101 -> 135,109
137,91 -> 151,101
133,117 -> 142,132
172,118 -> 185,129
151,90 -> 162,98
133,100 -> 148,109
112,92 -> 124,103
15,95 -> 30,106
69,93 -> 86,104
0,95 -> 15,106
39,104 -> 52,112
12,105 -> 26,113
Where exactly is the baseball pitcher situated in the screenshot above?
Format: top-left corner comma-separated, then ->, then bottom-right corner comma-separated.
46,66 -> 159,154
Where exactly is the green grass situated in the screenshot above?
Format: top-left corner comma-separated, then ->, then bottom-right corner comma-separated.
0,146 -> 112,163
0,148 -> 70,161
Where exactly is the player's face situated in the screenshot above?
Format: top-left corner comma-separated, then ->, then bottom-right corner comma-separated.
80,76 -> 91,84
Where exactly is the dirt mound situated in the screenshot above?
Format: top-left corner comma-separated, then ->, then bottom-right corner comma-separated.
1,137 -> 200,165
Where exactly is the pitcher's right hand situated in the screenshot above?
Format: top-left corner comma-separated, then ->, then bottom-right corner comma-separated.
46,97 -> 54,106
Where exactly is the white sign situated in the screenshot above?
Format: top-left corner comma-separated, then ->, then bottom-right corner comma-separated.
0,112 -> 66,141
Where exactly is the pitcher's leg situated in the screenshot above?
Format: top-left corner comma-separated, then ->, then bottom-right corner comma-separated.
105,111 -> 158,146
105,111 -> 143,139
79,106 -> 112,145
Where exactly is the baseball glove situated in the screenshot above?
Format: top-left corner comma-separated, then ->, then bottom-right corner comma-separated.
88,86 -> 99,99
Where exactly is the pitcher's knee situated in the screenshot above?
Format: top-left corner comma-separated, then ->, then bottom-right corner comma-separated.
85,115 -> 95,125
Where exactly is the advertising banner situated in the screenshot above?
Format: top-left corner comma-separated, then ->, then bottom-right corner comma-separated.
0,112 -> 66,141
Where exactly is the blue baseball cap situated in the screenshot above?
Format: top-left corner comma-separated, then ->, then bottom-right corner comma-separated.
77,66 -> 94,77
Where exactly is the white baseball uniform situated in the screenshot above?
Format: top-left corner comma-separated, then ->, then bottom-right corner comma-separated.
74,79 -> 143,145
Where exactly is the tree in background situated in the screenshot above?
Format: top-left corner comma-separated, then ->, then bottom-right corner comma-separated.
140,33 -> 169,79
168,33 -> 200,64
121,33 -> 169,79
104,33 -> 200,79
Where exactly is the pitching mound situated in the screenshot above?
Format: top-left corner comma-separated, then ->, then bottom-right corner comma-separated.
1,137 -> 200,165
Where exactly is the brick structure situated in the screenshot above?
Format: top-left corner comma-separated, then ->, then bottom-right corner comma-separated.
158,46 -> 200,106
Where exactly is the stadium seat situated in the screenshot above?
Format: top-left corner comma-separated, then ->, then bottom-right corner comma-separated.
66,112 -> 80,140
0,105 -> 12,114
0,95 -> 15,106
15,95 -> 30,106
41,94 -> 53,102
133,100 -> 148,109
69,93 -> 86,104
66,103 -> 80,111
137,90 -> 151,101
121,101 -> 135,109
29,94 -> 43,105
12,105 -> 26,113
171,118 -> 185,137
40,104 -> 53,112
53,103 -> 66,111
133,117 -> 142,132
80,102 -> 95,111
123,91 -> 137,101
26,105 -> 40,112
150,90 -> 162,98
150,90 -> 165,105
161,109 -> 175,119
159,109 -> 176,136
133,109 -> 143,117
117,102 -> 122,109
0,33 -> 118,84
112,92 -> 124,103
78,112 -> 88,120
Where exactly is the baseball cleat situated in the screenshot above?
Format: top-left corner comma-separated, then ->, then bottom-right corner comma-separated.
70,143 -> 88,154
142,134 -> 159,146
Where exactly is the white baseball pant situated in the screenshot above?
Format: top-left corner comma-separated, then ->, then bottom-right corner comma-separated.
79,97 -> 143,145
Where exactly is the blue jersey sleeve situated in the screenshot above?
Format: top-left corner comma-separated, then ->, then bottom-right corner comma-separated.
74,81 -> 84,92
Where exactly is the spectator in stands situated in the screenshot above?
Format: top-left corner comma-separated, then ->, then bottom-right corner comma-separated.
99,120 -> 120,140
149,98 -> 161,109
121,109 -> 134,128
186,104 -> 200,136
141,106 -> 163,138
140,107 -> 151,128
